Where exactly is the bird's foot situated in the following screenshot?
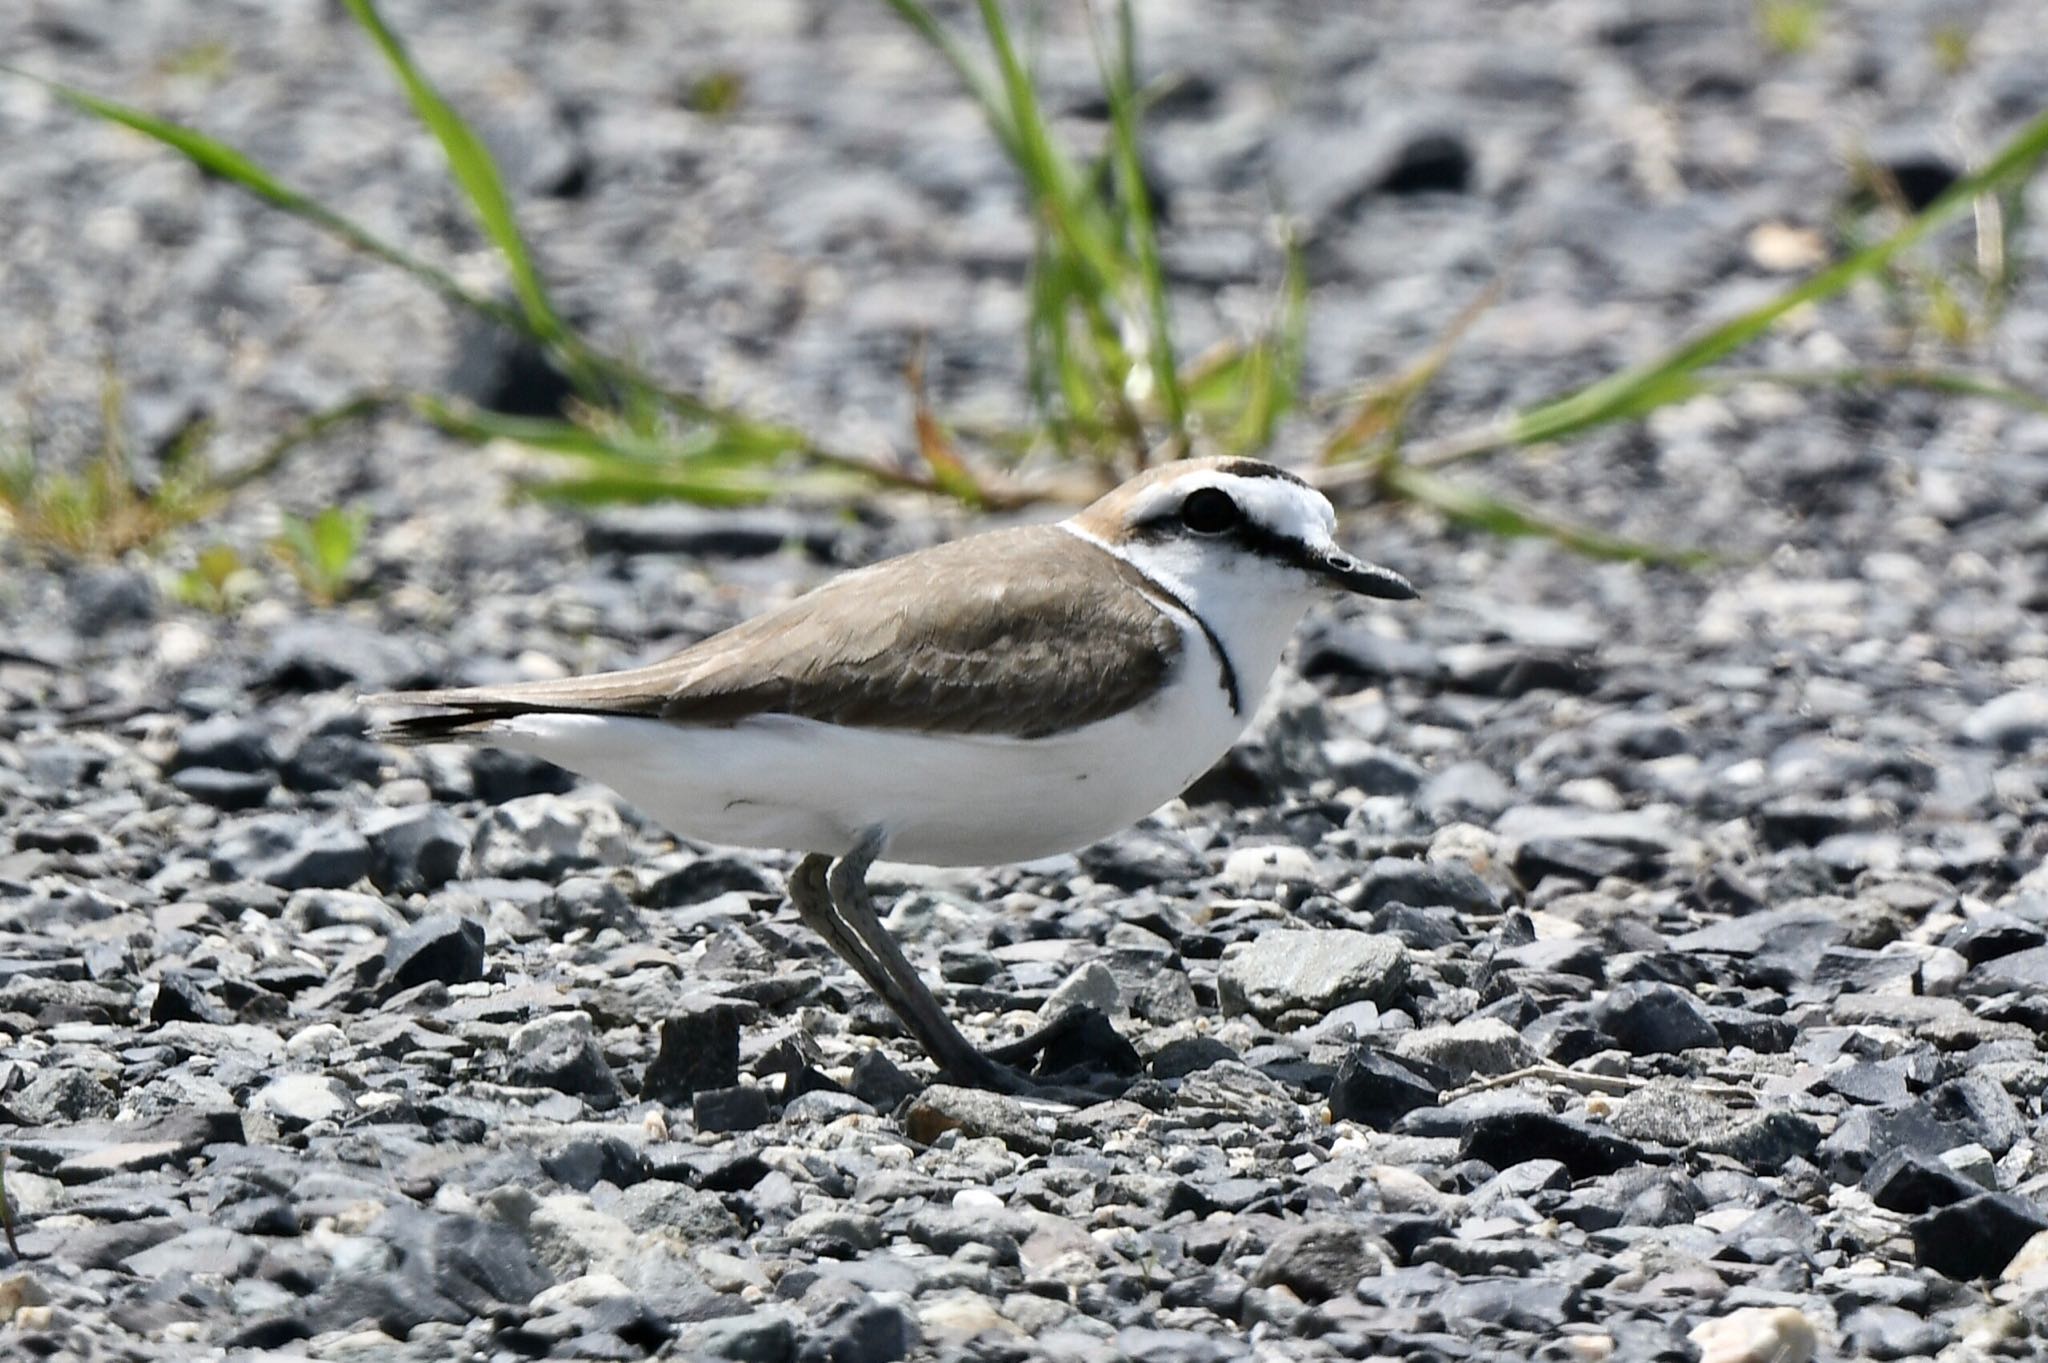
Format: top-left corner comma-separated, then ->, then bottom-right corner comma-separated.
938,1006 -> 1142,1102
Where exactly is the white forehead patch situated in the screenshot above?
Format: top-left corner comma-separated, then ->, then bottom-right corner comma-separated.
1123,469 -> 1338,545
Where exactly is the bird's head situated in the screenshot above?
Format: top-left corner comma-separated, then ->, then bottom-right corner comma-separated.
1069,457 -> 1417,605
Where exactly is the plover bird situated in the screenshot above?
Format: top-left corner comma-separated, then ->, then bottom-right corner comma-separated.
368,456 -> 1414,1090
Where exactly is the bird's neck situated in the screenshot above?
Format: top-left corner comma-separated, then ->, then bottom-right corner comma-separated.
1063,524 -> 1312,718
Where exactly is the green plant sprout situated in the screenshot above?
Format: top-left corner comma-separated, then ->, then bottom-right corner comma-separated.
272,505 -> 369,606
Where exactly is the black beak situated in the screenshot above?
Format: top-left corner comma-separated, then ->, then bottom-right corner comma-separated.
1311,547 -> 1417,600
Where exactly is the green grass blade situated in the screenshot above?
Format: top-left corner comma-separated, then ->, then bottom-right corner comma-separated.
6,69 -> 523,336
417,400 -> 805,466
1504,105 -> 2048,450
1097,0 -> 1184,449
877,0 -> 1021,160
1233,233 -> 1308,453
337,0 -> 573,365
1703,366 -> 2048,415
971,0 -> 1122,293
1387,464 -> 1713,567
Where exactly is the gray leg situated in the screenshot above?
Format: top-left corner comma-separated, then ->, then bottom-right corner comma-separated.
825,833 -> 1024,1092
787,853 -> 899,1012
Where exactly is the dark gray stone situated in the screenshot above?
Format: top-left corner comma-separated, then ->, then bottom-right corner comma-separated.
1328,1048 -> 1441,1128
381,914 -> 486,993
642,1002 -> 743,1104
1912,1193 -> 2048,1280
1250,1222 -> 1377,1303
1078,829 -> 1206,890
168,715 -> 277,774
1352,857 -> 1499,915
211,815 -> 372,890
1864,1148 -> 1983,1215
794,1299 -> 913,1363
1840,1305 -> 1952,1361
8,1066 -> 118,1123
847,1050 -> 920,1111
683,1310 -> 797,1363
1460,1109 -> 1646,1178
507,1013 -> 625,1110
1588,982 -> 1720,1054
693,1084 -> 772,1134
363,804 -> 468,896
281,732 -> 385,792
171,766 -> 277,810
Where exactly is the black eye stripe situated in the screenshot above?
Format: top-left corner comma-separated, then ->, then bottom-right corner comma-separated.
1131,502 -> 1320,572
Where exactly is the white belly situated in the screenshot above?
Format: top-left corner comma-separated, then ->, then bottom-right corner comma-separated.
480,654 -> 1249,867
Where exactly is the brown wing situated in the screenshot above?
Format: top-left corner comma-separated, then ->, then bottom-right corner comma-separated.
370,525 -> 1185,742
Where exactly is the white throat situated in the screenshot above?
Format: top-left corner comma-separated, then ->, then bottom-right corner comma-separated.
1059,521 -> 1315,718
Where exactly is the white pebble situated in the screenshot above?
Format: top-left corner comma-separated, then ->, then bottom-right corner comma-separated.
952,1187 -> 1005,1214
1220,844 -> 1316,891
285,1023 -> 347,1060
1688,1306 -> 1817,1363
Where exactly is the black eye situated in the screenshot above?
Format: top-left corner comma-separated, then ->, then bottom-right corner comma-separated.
1179,488 -> 1242,535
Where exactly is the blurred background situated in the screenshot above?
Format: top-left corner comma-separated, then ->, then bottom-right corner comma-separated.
3,0 -> 2045,590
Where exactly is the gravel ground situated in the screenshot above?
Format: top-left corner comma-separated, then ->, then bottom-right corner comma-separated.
4,1 -> 2048,1360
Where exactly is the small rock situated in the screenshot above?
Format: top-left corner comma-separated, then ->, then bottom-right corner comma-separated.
1220,845 -> 1317,893
381,914 -> 486,993
1688,1306 -> 1817,1363
682,1310 -> 797,1363
1942,913 -> 2045,965
1078,829 -> 1205,890
1959,689 -> 2048,750
542,875 -> 638,936
151,971 -> 233,1026
1218,929 -> 1408,1025
1588,982 -> 1719,1054
1352,857 -> 1498,915
69,568 -> 156,634
124,1226 -> 263,1280
253,1073 -> 355,1128
171,767 -> 276,810
918,1292 -> 1014,1346
902,1085 -> 1050,1155
471,794 -> 602,879
1460,1109 -> 1645,1178
795,1299 -> 914,1363
1393,1017 -> 1538,1078
1864,1147 -> 1984,1215
1913,1192 -> 2048,1280
468,747 -> 578,803
693,1084 -> 771,1134
1250,1222 -> 1378,1303
643,855 -> 780,907
211,815 -> 371,890
508,1012 -> 625,1110
362,805 -> 467,896
281,732 -> 385,792
849,1050 -> 921,1110
2002,1229 -> 2048,1291
169,716 -> 276,774
1044,961 -> 1123,1020
788,1209 -> 884,1254
1328,1048 -> 1440,1128
1151,1036 -> 1239,1081
9,1068 -> 117,1123
541,1136 -> 648,1192
641,1002 -> 743,1104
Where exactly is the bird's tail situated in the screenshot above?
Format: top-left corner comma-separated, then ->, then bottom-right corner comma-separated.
361,688 -> 581,746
